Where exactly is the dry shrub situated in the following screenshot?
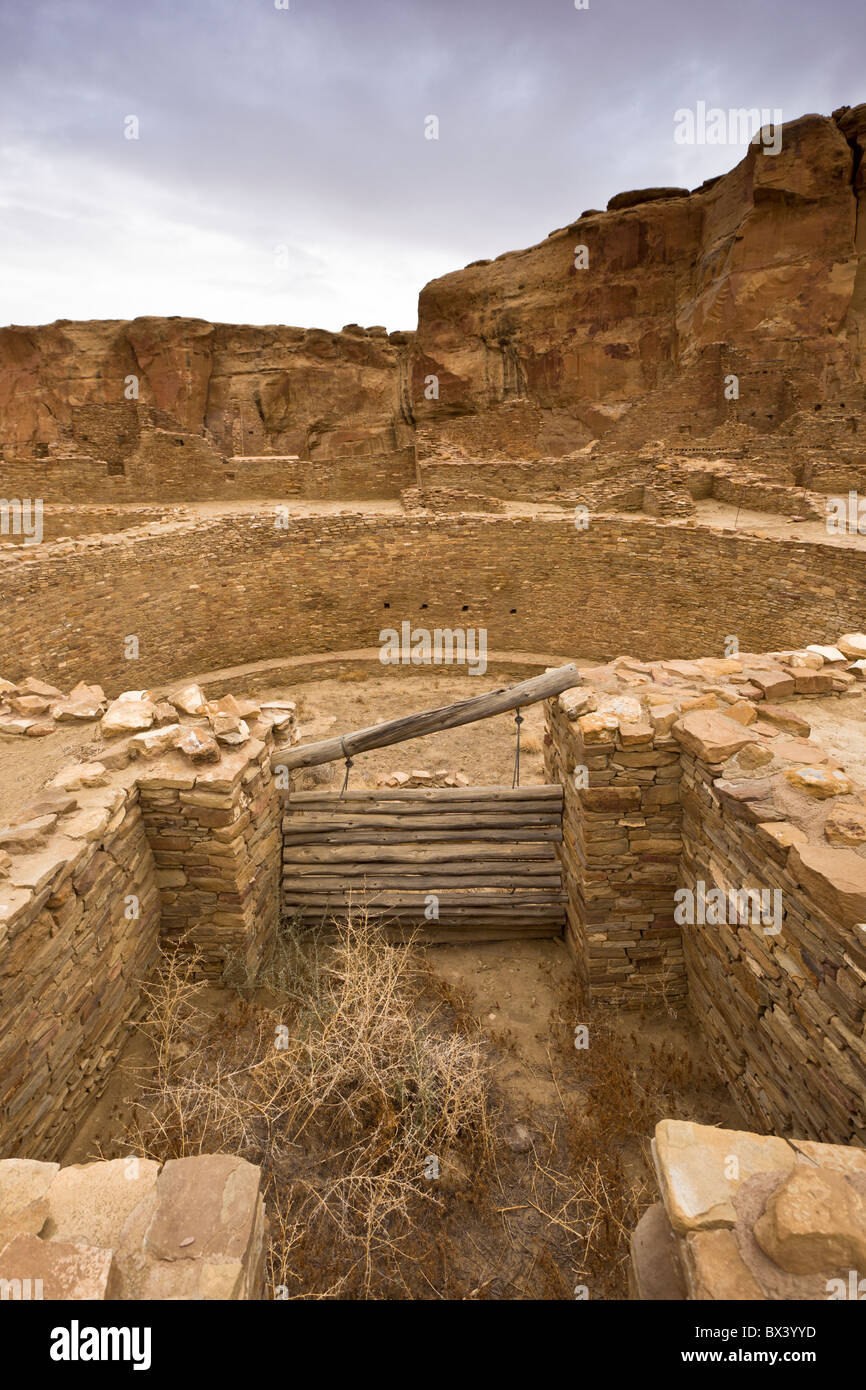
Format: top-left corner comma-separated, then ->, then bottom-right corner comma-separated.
125,914 -> 494,1299
525,984 -> 723,1298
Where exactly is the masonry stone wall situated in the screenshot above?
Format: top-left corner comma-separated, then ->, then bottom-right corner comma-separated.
545,687 -> 686,1003
544,638 -> 866,1145
0,786 -> 161,1160
678,738 -> 866,1144
0,442 -> 415,504
1,720 -> 284,1159
137,739 -> 281,981
2,512 -> 866,692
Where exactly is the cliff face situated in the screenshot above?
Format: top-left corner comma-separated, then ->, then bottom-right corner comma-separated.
411,109 -> 866,461
0,317 -> 414,463
1,106 -> 864,491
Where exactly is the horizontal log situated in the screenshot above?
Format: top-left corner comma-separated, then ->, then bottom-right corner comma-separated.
285,803 -> 559,814
282,800 -> 561,816
283,923 -> 564,942
283,843 -> 557,863
281,892 -> 568,908
284,871 -> 560,889
282,813 -> 561,831
283,785 -> 563,803
271,667 -> 581,771
372,928 -> 562,942
281,875 -> 563,891
285,905 -> 565,915
282,827 -> 563,845
282,908 -> 566,921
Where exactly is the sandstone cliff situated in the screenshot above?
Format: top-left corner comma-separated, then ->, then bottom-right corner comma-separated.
1,105 -> 864,498
412,108 -> 866,466
0,318 -> 414,465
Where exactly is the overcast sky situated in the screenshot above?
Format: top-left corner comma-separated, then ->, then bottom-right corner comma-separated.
1,0 -> 864,333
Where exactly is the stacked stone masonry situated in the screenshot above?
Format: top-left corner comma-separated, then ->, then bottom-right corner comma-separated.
545,632 -> 866,1144
2,512 -> 866,692
0,682 -> 293,1158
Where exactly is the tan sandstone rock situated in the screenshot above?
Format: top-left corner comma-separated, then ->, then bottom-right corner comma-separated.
42,1157 -> 160,1249
672,711 -> 759,764
837,633 -> 866,659
787,842 -> 866,928
169,684 -> 207,716
0,1159 -> 59,1242
0,1232 -> 113,1299
652,1120 -> 796,1233
753,1166 -> 866,1275
102,693 -> 156,735
783,765 -> 853,798
175,727 -> 221,763
824,805 -> 866,846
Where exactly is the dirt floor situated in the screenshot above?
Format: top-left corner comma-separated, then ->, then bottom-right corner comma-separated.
278,672 -> 553,789
0,672 -> 556,825
784,689 -> 866,783
63,930 -> 744,1300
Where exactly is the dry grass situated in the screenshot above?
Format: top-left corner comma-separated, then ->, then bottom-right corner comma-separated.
124,914 -> 496,1299
114,919 -> 729,1299
526,982 -> 725,1297
519,731 -> 543,755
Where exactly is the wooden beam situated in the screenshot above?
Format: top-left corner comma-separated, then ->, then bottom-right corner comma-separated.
271,664 -> 582,771
283,785 -> 563,802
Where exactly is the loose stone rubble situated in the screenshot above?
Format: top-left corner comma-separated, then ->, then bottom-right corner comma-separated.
376,768 -> 471,788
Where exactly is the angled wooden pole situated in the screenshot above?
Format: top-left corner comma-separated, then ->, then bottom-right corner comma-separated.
271,663 -> 582,772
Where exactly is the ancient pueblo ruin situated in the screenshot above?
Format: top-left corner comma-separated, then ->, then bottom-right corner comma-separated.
2,97 -> 866,1314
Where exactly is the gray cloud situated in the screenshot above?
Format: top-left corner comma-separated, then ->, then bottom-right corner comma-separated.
1,0 -> 864,330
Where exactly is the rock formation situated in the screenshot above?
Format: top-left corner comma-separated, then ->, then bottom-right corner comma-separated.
1,106 -> 864,503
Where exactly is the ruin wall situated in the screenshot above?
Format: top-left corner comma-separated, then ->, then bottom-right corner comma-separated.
0,785 -> 161,1160
2,512 -> 866,692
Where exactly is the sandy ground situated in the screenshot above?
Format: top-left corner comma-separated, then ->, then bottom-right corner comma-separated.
7,494 -> 866,551
784,689 -> 866,784
425,937 -> 742,1129
64,935 -> 744,1176
277,673 -> 552,789
0,721 -> 112,824
0,672 -> 556,825
691,497 -> 866,550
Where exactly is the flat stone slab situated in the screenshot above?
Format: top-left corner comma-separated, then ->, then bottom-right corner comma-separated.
685,1228 -> 766,1300
144,1155 -> 262,1264
0,1159 -> 59,1242
0,1232 -> 112,1299
787,842 -> 866,928
629,1201 -> 687,1299
673,711 -> 759,763
653,1120 -> 796,1233
43,1157 -> 160,1250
